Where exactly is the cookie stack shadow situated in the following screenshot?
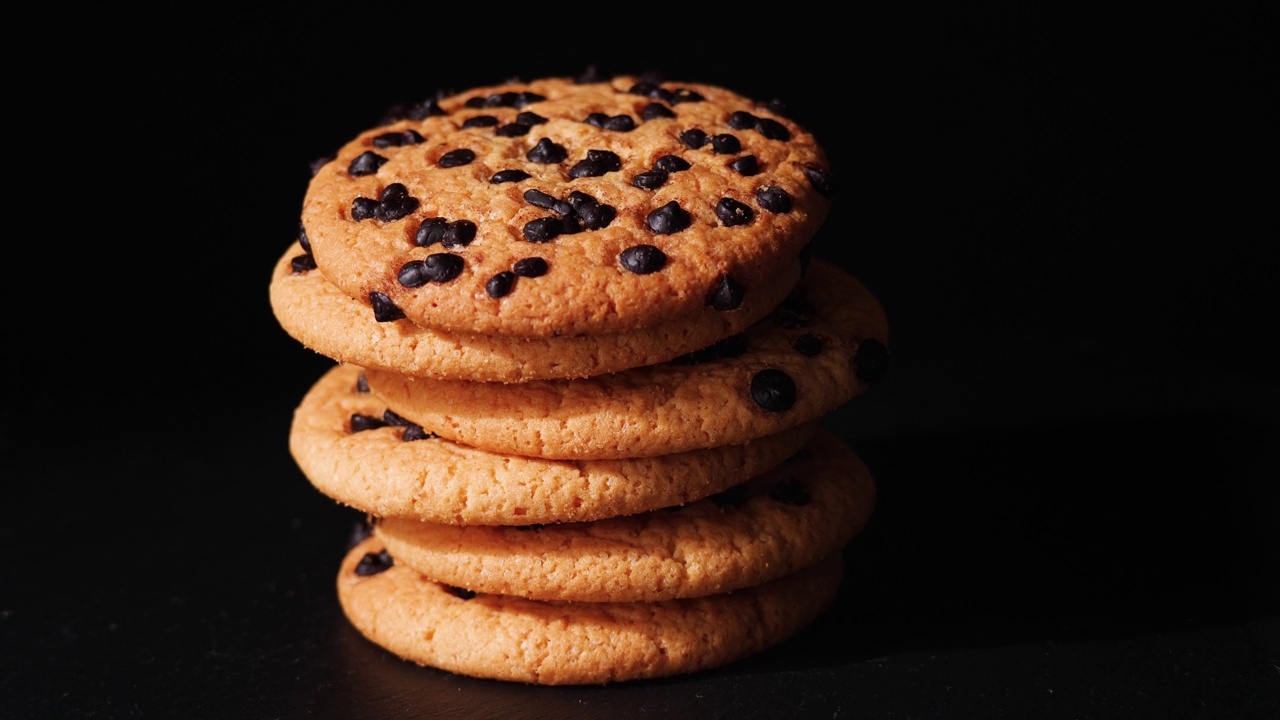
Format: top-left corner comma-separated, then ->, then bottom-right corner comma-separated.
268,72 -> 889,685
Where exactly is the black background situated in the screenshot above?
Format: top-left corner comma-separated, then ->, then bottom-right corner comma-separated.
3,10 -> 1277,720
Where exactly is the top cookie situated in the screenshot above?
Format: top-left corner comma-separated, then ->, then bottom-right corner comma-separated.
299,71 -> 837,337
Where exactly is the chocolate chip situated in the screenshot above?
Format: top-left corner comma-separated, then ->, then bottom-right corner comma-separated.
679,129 -> 708,148
297,223 -> 312,253
710,134 -> 741,154
527,138 -> 568,163
445,585 -> 477,600
422,253 -> 464,282
351,197 -> 378,221
438,148 -> 476,168
354,549 -> 394,576
641,102 -> 675,120
668,88 -> 705,103
355,373 -> 370,393
516,111 -> 548,126
290,254 -> 316,273
646,201 -> 691,234
727,111 -> 758,130
348,150 -> 387,176
397,260 -> 431,287
372,129 -> 425,147
756,118 -> 790,141
756,185 -> 792,212
577,201 -> 616,230
441,220 -> 477,247
347,520 -> 372,549
402,425 -> 434,441
349,413 -> 386,432
490,169 -> 532,183
793,334 -> 824,356
707,274 -> 745,310
523,189 -> 558,209
769,478 -> 810,505
710,485 -> 747,508
569,149 -> 622,178
632,170 -> 668,190
461,115 -> 500,128
486,271 -> 516,297
653,155 -> 690,173
802,165 -> 839,196
715,197 -> 754,226
603,115 -> 636,131
496,122 -> 531,137
751,369 -> 797,412
729,155 -> 759,176
513,257 -> 548,277
853,338 -> 890,383
369,292 -> 405,322
619,244 -> 666,274
584,112 -> 610,128
381,409 -> 412,426
523,217 -> 563,242
374,183 -> 419,222
309,154 -> 334,176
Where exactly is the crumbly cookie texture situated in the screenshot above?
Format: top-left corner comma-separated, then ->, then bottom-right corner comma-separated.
337,535 -> 843,685
290,363 -> 819,525
270,241 -> 801,382
299,73 -> 836,338
374,429 -> 873,602
363,259 -> 890,460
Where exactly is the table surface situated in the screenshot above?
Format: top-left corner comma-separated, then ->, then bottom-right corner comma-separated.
3,13 -> 1278,720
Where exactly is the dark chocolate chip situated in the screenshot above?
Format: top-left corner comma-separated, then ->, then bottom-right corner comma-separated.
585,112 -> 610,128
646,201 -> 691,234
414,217 -> 448,246
618,244 -> 666,274
755,185 -> 792,212
461,115 -> 500,128
527,138 -> 568,163
348,150 -> 387,176
569,149 -> 622,178
632,170 -> 668,190
668,88 -> 705,104
397,259 -> 432,288
710,485 -> 747,508
769,478 -> 810,505
577,201 -> 616,230
382,409 -> 412,426
515,111 -> 547,126
441,220 -> 477,248
400,424 -> 436,441
715,197 -> 754,226
349,413 -> 386,432
374,183 -> 419,222
490,169 -> 532,183
354,549 -> 394,576
369,291 -> 405,322
707,274 -> 745,310
565,191 -> 598,211
523,217 -> 563,242
298,223 -> 311,252
290,254 -> 316,273
853,338 -> 890,383
653,155 -> 690,173
486,271 -> 516,297
422,253 -> 465,283
641,102 -> 675,120
347,520 -> 372,549
438,148 -> 476,168
679,128 -> 708,148
355,373 -> 370,393
523,189 -> 559,209
603,115 -> 636,132
755,117 -> 790,141
727,110 -> 758,130
802,165 -> 839,196
793,333 -> 824,356
513,257 -> 548,277
751,369 -> 797,412
496,122 -> 531,137
710,134 -> 741,154
729,155 -> 759,176
351,197 -> 378,221
445,585 -> 477,600
372,129 -> 425,147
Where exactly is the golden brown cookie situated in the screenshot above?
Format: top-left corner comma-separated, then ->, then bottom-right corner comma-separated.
363,259 -> 889,460
269,241 -> 801,382
373,429 -> 873,602
337,535 -> 843,685
290,363 -> 819,525
299,72 -> 837,338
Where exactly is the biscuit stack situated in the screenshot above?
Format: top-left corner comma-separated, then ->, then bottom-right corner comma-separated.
269,69 -> 889,685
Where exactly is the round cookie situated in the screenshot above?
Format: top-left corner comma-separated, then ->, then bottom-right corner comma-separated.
290,363 -> 819,525
270,240 -> 802,382
374,429 -> 873,602
300,71 -> 837,338
337,535 -> 843,685
363,259 -> 890,460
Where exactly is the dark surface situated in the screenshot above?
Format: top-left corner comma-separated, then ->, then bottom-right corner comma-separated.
3,12 -> 1277,720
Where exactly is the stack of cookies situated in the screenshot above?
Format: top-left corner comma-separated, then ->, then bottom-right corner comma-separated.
269,69 -> 889,685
